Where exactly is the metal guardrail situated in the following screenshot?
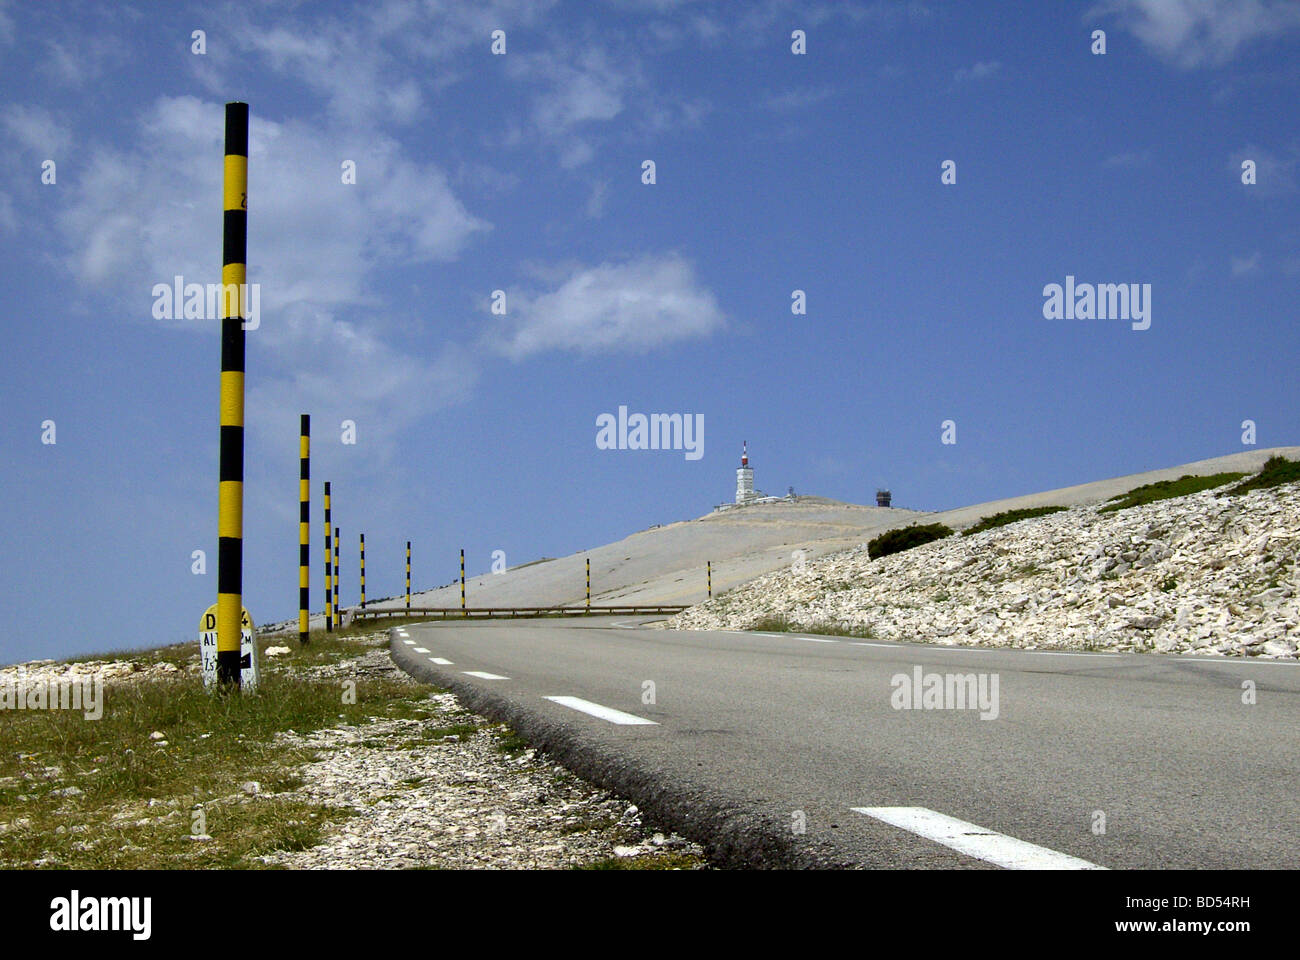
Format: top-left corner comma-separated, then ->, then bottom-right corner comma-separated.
355,605 -> 687,621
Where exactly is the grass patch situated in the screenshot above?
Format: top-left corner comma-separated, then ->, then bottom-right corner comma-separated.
1221,456 -> 1300,497
492,725 -> 532,757
0,639 -> 435,869
748,615 -> 876,640
577,851 -> 708,870
962,506 -> 1066,536
425,722 -> 482,741
867,523 -> 953,559
1099,472 -> 1245,513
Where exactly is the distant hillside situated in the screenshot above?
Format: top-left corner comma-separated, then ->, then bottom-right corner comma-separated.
671,451 -> 1300,659
276,446 -> 1300,630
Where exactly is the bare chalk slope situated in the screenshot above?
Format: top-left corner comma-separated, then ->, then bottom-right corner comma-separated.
353,447 -> 1300,615
374,498 -> 919,613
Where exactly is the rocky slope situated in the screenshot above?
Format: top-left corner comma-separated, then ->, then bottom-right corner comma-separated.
669,483 -> 1300,659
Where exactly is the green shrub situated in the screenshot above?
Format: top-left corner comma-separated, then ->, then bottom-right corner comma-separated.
1099,472 -> 1245,513
867,523 -> 953,559
1221,456 -> 1300,497
962,505 -> 1066,536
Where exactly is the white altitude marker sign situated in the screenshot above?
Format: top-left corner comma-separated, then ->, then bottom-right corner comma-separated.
198,603 -> 259,690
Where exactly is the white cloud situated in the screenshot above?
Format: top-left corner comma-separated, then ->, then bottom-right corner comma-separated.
1230,252 -> 1262,276
247,25 -> 424,125
58,95 -> 487,311
501,42 -> 640,167
40,30 -> 124,88
0,105 -> 71,154
953,60 -> 1001,82
188,0 -> 558,127
762,85 -> 836,112
247,306 -> 479,458
0,191 -> 15,233
731,0 -> 933,42
54,95 -> 489,460
489,254 -> 725,359
1092,0 -> 1300,68
584,180 -> 610,218
532,52 -> 628,130
1104,149 -> 1153,168
1229,143 -> 1298,196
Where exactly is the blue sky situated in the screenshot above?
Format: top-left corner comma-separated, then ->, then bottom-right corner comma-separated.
1,0 -> 1297,663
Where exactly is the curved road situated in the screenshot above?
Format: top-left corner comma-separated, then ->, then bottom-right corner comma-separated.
389,616 -> 1299,869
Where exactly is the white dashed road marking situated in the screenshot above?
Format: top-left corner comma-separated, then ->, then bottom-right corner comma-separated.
401,639 -> 415,645
463,671 -> 509,680
413,647 -> 429,653
543,696 -> 658,725
429,657 -> 452,665
851,806 -> 1106,870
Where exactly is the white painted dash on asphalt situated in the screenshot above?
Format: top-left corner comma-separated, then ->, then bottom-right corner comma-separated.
412,646 -> 430,653
794,636 -> 838,643
851,806 -> 1106,870
849,641 -> 900,648
544,696 -> 658,725
401,639 -> 415,645
429,657 -> 452,665
463,671 -> 509,680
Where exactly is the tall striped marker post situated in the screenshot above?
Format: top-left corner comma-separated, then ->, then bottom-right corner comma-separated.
586,557 -> 590,611
333,526 -> 340,624
324,482 -> 333,632
707,560 -> 712,599
216,101 -> 249,689
359,533 -> 366,608
299,415 -> 310,644
460,549 -> 466,616
405,541 -> 411,610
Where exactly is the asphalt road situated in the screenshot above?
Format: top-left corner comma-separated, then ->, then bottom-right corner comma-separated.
389,616 -> 1300,869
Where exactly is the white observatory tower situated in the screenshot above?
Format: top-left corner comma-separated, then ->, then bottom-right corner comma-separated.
736,441 -> 755,504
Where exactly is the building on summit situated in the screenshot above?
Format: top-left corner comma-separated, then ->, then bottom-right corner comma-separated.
736,440 -> 762,504
715,441 -> 789,511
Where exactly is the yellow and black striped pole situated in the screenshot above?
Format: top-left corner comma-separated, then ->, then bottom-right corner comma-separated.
707,560 -> 712,599
324,482 -> 333,632
460,548 -> 466,615
405,541 -> 411,610
299,415 -> 310,645
586,557 -> 590,610
333,526 -> 340,623
216,101 -> 249,688
359,533 -> 366,608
